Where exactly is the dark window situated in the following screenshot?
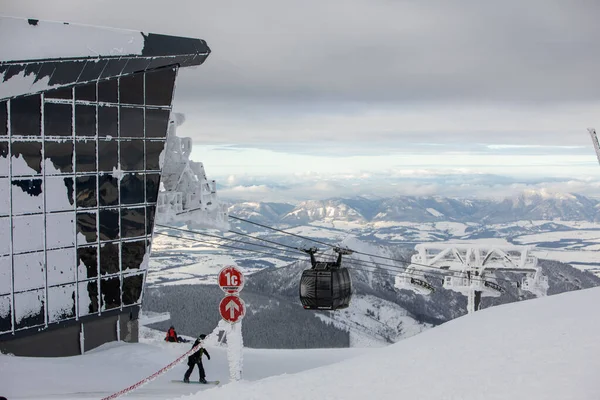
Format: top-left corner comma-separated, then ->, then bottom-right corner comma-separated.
44,141 -> 73,173
100,242 -> 119,275
75,140 -> 96,172
146,205 -> 156,235
120,74 -> 144,105
121,173 -> 144,204
98,140 -> 118,172
76,212 -> 97,243
11,95 -> 41,136
12,141 -> 42,174
0,101 -> 6,136
98,106 -> 118,138
0,295 -> 11,333
75,83 -> 96,102
77,246 -> 98,279
146,173 -> 161,203
120,107 -> 144,137
12,179 -> 42,197
78,59 -> 108,83
122,241 -> 145,271
145,67 -> 177,106
44,103 -> 72,136
99,174 -> 119,206
121,207 -> 145,238
100,276 -> 121,310
75,105 -> 96,137
76,176 -> 97,208
99,209 -> 119,241
122,274 -> 144,305
145,108 -> 170,138
98,79 -> 118,103
46,87 -> 72,100
82,280 -> 99,314
120,140 -> 144,170
145,140 -> 165,170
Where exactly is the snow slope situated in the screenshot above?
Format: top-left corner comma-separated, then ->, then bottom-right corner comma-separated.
182,287 -> 600,400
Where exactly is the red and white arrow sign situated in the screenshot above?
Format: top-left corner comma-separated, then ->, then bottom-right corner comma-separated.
219,295 -> 245,323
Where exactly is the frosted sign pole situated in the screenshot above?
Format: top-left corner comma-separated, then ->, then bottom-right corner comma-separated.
218,266 -> 246,381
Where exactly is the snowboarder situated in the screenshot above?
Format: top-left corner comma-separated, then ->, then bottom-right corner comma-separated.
165,326 -> 180,342
184,334 -> 211,383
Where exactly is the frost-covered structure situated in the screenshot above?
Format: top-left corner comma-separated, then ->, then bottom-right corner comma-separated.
155,112 -> 228,230
0,16 -> 211,356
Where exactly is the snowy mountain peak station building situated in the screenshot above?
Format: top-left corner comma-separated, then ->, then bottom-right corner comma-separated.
0,16 -> 221,356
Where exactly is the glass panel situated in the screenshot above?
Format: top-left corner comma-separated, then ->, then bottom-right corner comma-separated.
120,107 -> 144,137
145,108 -> 170,138
75,105 -> 96,137
78,280 -> 99,316
0,186 -> 7,218
145,140 -> 165,170
122,240 -> 145,272
12,214 -> 44,253
44,141 -> 73,173
0,141 -> 8,176
46,87 -> 72,100
100,242 -> 120,275
0,101 -> 6,135
145,67 -> 177,106
13,251 -> 44,292
11,94 -> 41,136
0,256 -> 11,294
146,205 -> 156,235
122,273 -> 144,305
120,140 -> 144,171
11,178 -> 43,215
47,247 -> 76,286
146,173 -> 161,203
98,79 -> 118,103
99,209 -> 119,241
100,276 -> 121,310
76,176 -> 97,208
121,173 -> 144,204
99,174 -> 118,206
121,207 -> 145,238
75,83 -> 96,102
75,140 -> 96,172
0,295 -> 11,333
46,211 -> 75,249
12,141 -> 42,175
77,246 -> 98,279
14,289 -> 45,329
98,106 -> 118,138
120,74 -> 144,105
76,211 -> 97,243
44,103 -> 72,136
48,284 -> 76,323
45,176 -> 74,212
98,140 -> 118,172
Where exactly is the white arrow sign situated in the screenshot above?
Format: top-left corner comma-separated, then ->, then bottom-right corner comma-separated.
225,299 -> 239,319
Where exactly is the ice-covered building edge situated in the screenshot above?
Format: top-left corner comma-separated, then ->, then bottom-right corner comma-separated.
0,16 -> 212,357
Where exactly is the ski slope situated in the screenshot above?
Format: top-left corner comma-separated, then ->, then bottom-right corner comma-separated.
2,287 -> 600,399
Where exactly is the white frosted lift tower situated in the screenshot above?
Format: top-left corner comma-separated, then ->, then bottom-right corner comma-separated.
395,244 -> 549,314
588,128 -> 600,166
155,112 -> 228,231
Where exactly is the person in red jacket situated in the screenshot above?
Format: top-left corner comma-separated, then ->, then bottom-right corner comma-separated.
165,326 -> 180,342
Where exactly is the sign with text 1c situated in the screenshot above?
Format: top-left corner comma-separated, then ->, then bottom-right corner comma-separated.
219,295 -> 246,323
218,265 -> 244,294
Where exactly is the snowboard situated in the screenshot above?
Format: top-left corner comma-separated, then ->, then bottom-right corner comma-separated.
171,380 -> 220,385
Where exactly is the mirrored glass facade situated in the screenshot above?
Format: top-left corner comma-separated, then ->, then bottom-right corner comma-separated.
0,67 -> 177,337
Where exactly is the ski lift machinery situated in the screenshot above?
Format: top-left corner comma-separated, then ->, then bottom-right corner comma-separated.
299,247 -> 353,310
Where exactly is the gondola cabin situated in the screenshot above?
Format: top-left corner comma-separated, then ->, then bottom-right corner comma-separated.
299,248 -> 353,310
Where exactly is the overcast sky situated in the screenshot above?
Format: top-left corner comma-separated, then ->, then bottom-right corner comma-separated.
3,1 -> 600,201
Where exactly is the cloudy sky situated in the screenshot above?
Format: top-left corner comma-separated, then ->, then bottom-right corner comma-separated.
4,0 -> 600,202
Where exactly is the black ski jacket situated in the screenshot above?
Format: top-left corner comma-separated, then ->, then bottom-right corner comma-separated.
188,339 -> 210,364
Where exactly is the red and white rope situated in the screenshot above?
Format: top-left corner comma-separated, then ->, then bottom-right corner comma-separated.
101,340 -> 204,400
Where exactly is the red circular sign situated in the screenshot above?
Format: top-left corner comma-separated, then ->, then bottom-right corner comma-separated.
218,266 -> 245,294
219,295 -> 245,323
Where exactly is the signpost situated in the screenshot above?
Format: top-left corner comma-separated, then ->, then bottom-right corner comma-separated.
217,266 -> 245,381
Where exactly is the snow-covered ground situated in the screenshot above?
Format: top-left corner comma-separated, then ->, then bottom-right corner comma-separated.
2,287 -> 599,399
